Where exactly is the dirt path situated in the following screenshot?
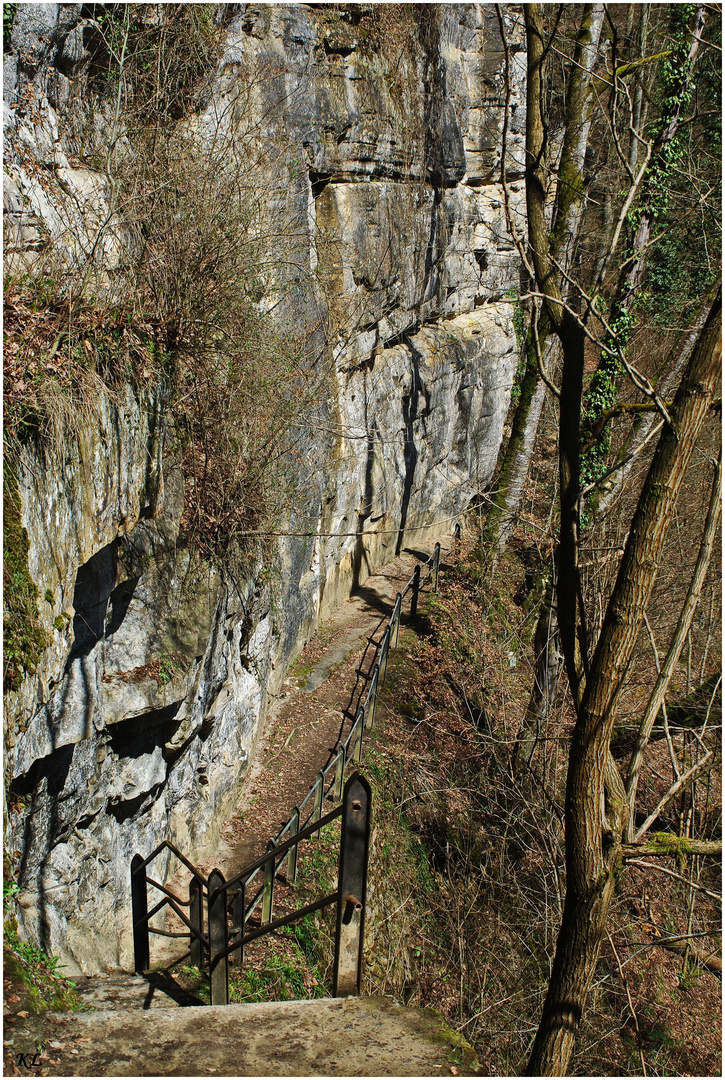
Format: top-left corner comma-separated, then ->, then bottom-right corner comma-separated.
151,540 -> 445,964
193,542 -> 438,885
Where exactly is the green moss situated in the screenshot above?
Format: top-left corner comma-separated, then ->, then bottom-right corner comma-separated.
551,157 -> 585,246
3,468 -> 49,693
4,921 -> 82,1014
649,831 -> 699,869
357,998 -> 482,1073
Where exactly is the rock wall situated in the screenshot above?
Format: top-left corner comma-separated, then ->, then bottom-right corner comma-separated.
4,3 -> 525,973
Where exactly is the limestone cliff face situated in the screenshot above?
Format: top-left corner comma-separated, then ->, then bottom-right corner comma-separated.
4,4 -> 525,973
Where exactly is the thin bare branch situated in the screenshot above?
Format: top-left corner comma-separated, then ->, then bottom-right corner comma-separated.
634,751 -> 716,842
626,860 -> 721,902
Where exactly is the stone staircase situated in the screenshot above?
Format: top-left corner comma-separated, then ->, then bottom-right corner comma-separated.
6,980 -> 481,1076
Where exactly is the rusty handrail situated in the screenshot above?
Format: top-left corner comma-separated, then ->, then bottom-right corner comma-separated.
259,536 -> 446,872
208,774 -> 371,1003
133,839 -> 209,885
249,538 -> 445,903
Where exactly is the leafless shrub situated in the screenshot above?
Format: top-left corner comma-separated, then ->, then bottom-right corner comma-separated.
5,8 -> 328,572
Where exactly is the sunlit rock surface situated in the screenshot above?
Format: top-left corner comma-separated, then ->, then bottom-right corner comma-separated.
4,3 -> 524,972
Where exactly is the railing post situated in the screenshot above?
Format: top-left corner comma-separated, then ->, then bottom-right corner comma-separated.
433,542 -> 441,592
189,876 -> 203,969
231,881 -> 245,968
287,807 -> 300,883
410,563 -> 421,620
262,840 -> 275,923
392,592 -> 402,647
353,707 -> 364,764
208,869 -> 228,1006
335,746 -> 346,801
379,625 -> 391,687
333,773 -> 371,997
131,854 -> 149,974
312,769 -> 325,838
365,665 -> 379,729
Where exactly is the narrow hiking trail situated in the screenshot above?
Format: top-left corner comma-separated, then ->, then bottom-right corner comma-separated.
146,537 -> 446,967
190,541 -> 438,886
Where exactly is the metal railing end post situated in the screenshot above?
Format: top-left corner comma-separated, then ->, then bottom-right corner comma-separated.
189,876 -> 203,969
131,854 -> 150,974
335,746 -> 346,801
313,769 -> 325,838
380,626 -> 391,688
333,773 -> 371,997
393,592 -> 402,647
208,868 -> 229,1006
411,564 -> 421,620
231,881 -> 245,969
287,807 -> 301,883
262,840 -> 275,923
353,708 -> 364,764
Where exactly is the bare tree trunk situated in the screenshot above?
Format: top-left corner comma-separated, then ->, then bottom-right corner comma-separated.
484,4 -> 604,557
512,582 -> 562,776
526,289 -> 721,1077
625,450 -> 722,839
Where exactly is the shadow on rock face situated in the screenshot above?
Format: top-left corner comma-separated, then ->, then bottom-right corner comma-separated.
65,540 -> 140,670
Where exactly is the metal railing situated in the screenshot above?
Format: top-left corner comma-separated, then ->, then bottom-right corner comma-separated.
131,530 -> 459,1005
217,538 -> 444,920
132,774 -> 371,1005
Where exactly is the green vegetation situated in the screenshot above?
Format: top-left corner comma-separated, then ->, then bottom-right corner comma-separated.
578,5 -> 721,508
218,827 -> 340,1006
3,3 -> 15,51
644,9 -> 722,325
507,290 -> 528,408
3,468 -> 49,694
229,925 -> 328,1004
156,652 -> 190,686
4,918 -> 82,1014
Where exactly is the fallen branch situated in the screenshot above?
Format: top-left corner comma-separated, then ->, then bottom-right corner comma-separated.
633,752 -> 716,842
643,920 -> 722,975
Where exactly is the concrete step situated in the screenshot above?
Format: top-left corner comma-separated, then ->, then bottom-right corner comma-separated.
70,972 -> 203,1011
7,995 -> 480,1076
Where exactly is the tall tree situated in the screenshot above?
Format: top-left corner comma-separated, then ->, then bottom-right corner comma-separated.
517,5 -> 722,1074
483,4 -> 605,557
526,280 -> 721,1077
